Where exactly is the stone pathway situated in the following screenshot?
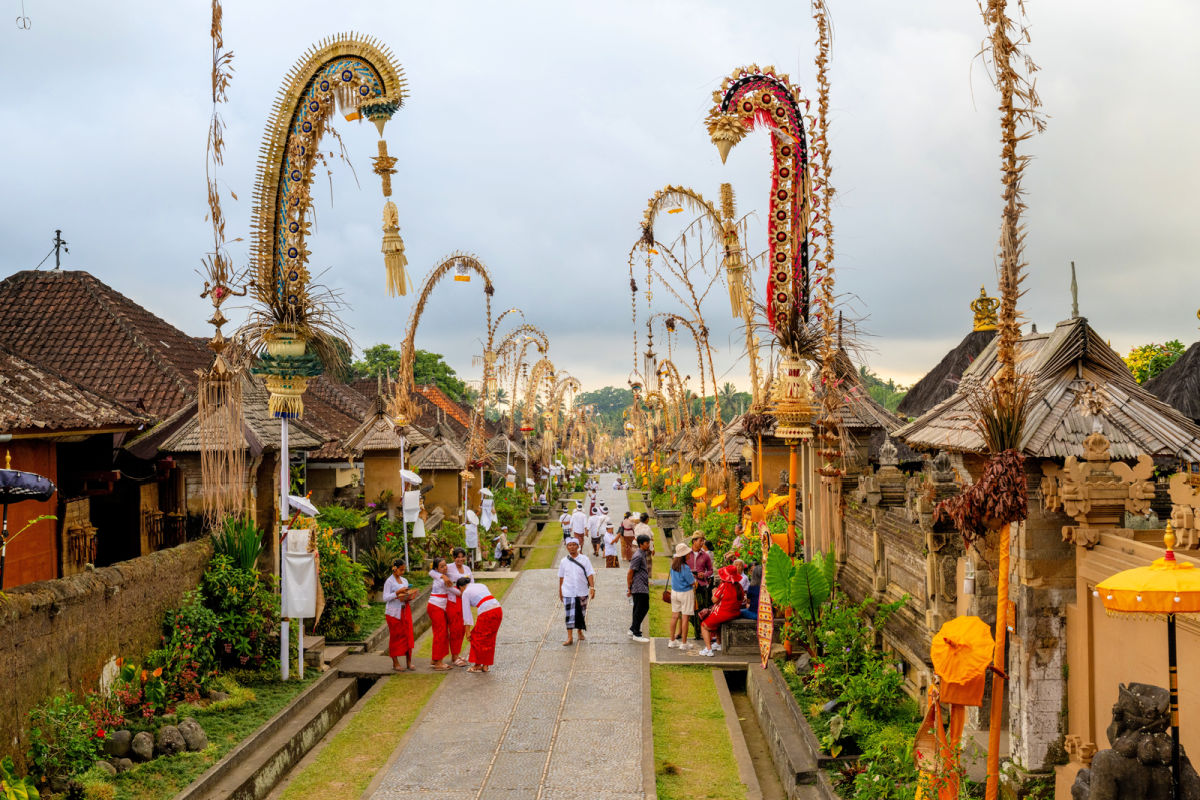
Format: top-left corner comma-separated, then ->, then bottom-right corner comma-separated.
370,474 -> 651,800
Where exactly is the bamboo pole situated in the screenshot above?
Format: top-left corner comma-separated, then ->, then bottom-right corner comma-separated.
985,522 -> 1012,800
787,440 -> 799,555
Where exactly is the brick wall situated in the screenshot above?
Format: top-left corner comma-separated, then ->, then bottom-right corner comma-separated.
0,538 -> 212,766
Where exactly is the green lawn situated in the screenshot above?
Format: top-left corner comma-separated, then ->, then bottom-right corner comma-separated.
109,673 -> 319,800
651,665 -> 746,800
278,673 -> 443,800
523,521 -> 566,570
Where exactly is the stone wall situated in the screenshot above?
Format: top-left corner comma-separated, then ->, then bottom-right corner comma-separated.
0,538 -> 213,766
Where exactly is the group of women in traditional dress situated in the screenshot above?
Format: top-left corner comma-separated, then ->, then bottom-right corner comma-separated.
383,546 -> 505,674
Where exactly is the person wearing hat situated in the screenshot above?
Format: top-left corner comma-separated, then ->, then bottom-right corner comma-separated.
492,525 -> 512,569
587,503 -> 606,556
668,542 -> 697,650
685,531 -> 714,642
569,500 -> 588,550
602,521 -> 621,568
558,506 -> 573,543
694,564 -> 746,657
558,538 -> 595,645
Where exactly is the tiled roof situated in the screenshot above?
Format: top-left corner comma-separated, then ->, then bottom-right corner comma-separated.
0,344 -> 149,433
299,376 -> 374,461
415,384 -> 473,429
896,317 -> 1200,460
0,270 -> 214,418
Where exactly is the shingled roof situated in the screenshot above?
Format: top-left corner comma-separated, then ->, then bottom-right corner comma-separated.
896,329 -> 996,419
1145,340 -> 1200,424
896,317 -> 1200,460
300,375 -> 374,461
0,270 -> 213,418
0,343 -> 148,434
410,439 -> 467,470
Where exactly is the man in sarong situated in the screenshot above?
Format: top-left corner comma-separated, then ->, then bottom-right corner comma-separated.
557,538 -> 595,646
569,501 -> 588,550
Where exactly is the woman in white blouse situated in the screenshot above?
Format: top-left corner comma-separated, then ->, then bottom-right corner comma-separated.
383,559 -> 414,671
445,547 -> 474,667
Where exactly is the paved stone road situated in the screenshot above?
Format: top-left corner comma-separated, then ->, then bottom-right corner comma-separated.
371,474 -> 650,800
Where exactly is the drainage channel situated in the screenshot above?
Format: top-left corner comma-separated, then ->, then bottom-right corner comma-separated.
719,669 -> 788,800
178,672 -> 382,800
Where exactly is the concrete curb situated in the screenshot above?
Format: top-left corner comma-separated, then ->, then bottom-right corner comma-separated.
641,626 -> 657,800
713,668 -> 763,800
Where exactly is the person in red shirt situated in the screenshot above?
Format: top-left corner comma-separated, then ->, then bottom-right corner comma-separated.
695,564 -> 744,657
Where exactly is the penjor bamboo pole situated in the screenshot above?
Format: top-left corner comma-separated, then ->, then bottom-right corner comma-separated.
985,522 -> 1012,800
787,440 -> 798,556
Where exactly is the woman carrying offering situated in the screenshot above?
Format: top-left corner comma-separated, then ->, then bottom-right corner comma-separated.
383,559 -> 415,672
457,576 -> 503,673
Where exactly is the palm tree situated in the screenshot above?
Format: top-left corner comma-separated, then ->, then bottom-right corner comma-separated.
718,382 -> 738,422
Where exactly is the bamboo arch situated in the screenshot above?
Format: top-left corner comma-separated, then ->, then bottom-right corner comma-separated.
656,358 -> 689,431
520,357 -> 556,432
392,252 -> 494,424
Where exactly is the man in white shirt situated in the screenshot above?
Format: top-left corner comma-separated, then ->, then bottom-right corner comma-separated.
557,539 -> 595,645
559,507 -> 573,543
569,502 -> 588,550
587,506 -> 605,556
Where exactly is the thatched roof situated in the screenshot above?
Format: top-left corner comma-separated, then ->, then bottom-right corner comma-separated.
896,329 -> 996,419
896,317 -> 1200,461
1145,340 -> 1200,423
410,439 -> 466,470
133,374 -> 323,456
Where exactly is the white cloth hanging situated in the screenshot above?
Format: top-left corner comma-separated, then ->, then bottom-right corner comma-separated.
282,552 -> 317,618
480,497 -> 496,531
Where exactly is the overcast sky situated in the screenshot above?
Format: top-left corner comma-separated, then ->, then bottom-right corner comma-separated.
3,0 -> 1197,396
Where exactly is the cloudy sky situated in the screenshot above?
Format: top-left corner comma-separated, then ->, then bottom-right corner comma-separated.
2,0 -> 1197,395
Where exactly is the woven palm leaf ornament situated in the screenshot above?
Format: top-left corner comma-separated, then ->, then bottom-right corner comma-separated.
242,33 -> 408,419
197,0 -> 249,525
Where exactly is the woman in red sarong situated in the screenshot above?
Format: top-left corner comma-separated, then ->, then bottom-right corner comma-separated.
427,557 -> 457,670
457,577 -> 503,673
383,559 -> 414,671
696,564 -> 745,657
445,548 -> 472,666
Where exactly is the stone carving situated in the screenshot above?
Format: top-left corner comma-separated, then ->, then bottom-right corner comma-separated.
931,450 -> 955,483
879,436 -> 899,468
1072,683 -> 1200,800
1168,473 -> 1200,550
1042,433 -> 1155,549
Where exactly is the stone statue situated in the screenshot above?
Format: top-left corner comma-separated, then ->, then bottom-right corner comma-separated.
1072,683 -> 1200,800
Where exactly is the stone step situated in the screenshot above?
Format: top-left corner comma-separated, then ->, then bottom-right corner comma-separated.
302,635 -> 325,669
322,645 -> 349,670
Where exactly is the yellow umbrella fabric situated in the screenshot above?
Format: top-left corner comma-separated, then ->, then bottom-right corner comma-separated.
931,616 -> 994,707
764,493 -> 787,515
711,493 -> 726,508
692,486 -> 707,499
740,481 -> 760,501
682,471 -> 695,482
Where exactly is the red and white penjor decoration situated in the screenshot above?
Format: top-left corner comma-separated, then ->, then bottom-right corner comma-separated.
757,521 -> 774,668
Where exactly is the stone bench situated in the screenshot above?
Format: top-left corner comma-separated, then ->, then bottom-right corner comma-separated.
718,616 -> 784,655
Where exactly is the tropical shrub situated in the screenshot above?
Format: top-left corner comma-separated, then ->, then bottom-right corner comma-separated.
764,545 -> 837,654
111,661 -> 169,720
146,590 -> 219,703
200,554 -> 280,667
1,756 -> 40,800
25,695 -> 103,782
492,486 -> 531,532
211,516 -> 265,571
316,504 -> 367,531
360,539 -> 404,590
1124,339 -> 1185,383
311,526 -> 368,640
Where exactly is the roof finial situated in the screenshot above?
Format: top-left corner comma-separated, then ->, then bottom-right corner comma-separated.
971,286 -> 999,331
1070,261 -> 1079,319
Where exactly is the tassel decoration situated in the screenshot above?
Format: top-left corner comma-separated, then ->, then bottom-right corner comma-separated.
382,200 -> 411,296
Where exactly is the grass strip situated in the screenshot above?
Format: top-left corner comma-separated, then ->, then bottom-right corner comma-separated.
111,674 -> 318,800
522,521 -> 566,570
278,673 -> 443,800
650,664 -> 746,800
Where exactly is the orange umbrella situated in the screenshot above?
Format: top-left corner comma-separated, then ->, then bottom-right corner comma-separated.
1095,524 -> 1200,800
740,481 -> 760,501
711,493 -> 727,509
931,616 -> 994,706
691,486 -> 707,499
764,493 -> 788,515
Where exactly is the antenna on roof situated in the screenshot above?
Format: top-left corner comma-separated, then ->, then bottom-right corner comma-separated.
53,230 -> 68,270
1070,261 -> 1079,319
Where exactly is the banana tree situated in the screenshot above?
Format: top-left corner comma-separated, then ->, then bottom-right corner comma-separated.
764,543 -> 836,654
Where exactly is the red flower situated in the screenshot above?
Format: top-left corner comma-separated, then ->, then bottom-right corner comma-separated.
96,728 -> 106,739
341,549 -> 348,555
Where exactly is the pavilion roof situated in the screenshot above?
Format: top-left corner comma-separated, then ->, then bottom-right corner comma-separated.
896,329 -> 997,419
1144,340 -> 1200,423
896,317 -> 1200,460
410,439 -> 467,470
